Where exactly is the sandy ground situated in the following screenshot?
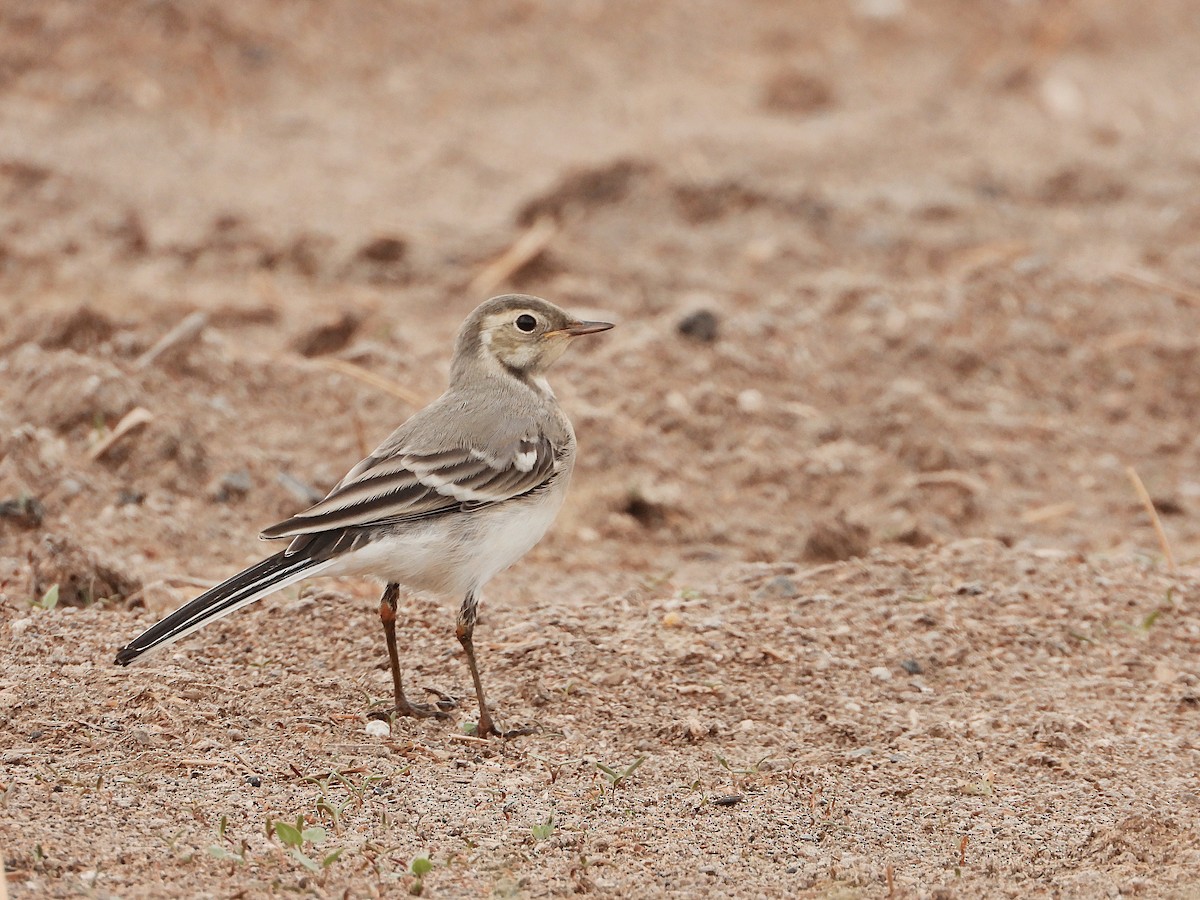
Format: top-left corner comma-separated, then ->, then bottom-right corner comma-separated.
2,1 -> 1200,897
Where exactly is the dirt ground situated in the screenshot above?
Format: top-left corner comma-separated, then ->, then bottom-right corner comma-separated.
2,1 -> 1200,897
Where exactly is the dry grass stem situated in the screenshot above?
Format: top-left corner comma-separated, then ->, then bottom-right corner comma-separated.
88,407 -> 154,460
1115,269 -> 1200,309
134,312 -> 209,369
1126,466 -> 1177,573
469,217 -> 557,297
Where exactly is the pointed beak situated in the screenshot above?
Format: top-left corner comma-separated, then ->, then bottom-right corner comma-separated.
552,320 -> 614,338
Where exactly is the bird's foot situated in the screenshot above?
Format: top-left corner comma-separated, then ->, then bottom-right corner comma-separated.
474,714 -> 537,740
368,697 -> 452,722
421,686 -> 461,711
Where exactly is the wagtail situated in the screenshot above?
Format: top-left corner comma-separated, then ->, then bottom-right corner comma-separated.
116,294 -> 613,738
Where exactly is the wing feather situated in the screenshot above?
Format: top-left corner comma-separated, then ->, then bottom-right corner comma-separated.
260,431 -> 564,541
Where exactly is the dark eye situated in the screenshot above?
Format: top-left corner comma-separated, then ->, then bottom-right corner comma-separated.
515,314 -> 537,333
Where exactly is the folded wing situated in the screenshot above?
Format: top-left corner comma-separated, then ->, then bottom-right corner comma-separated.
260,433 -> 562,544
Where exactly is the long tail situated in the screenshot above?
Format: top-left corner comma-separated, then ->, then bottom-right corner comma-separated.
115,550 -> 337,665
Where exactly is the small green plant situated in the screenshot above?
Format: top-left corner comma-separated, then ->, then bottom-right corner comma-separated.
595,756 -> 645,795
531,816 -> 555,842
528,754 -> 572,784
207,815 -> 249,865
302,768 -> 387,830
270,815 -> 342,872
716,752 -> 772,775
153,828 -> 194,863
409,855 -> 434,895
31,584 -> 59,611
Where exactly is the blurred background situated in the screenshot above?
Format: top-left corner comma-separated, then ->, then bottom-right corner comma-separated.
1,0 -> 1199,586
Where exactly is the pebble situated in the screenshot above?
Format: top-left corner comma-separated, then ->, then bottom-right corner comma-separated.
677,310 -> 719,343
869,666 -> 892,681
755,576 -> 800,600
364,719 -> 390,738
210,470 -> 252,503
736,388 -> 765,413
664,391 -> 690,413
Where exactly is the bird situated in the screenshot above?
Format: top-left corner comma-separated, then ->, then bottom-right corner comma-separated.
115,294 -> 613,738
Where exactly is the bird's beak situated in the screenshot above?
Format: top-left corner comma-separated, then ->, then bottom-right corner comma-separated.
550,320 -> 614,338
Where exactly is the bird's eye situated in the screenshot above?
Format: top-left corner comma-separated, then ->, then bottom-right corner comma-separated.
515,314 -> 537,333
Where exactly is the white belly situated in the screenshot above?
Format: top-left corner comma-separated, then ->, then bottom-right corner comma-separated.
323,486 -> 567,598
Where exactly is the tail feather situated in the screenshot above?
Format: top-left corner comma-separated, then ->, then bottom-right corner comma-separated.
115,550 -> 335,665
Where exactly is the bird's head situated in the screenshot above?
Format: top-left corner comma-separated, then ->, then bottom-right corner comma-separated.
454,294 -> 613,381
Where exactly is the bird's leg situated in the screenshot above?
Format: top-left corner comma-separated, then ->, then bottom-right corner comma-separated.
376,583 -> 449,721
456,592 -> 499,737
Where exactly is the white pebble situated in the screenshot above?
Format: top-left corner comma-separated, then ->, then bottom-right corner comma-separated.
869,666 -> 892,681
364,719 -> 390,738
736,389 -> 765,413
665,391 -> 691,414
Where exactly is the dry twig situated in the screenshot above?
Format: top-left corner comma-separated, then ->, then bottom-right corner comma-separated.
135,311 -> 209,369
1114,269 -> 1200,309
1126,466 -> 1177,573
88,407 -> 154,461
468,217 -> 557,297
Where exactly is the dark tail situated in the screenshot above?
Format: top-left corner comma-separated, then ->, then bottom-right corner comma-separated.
115,550 -> 336,665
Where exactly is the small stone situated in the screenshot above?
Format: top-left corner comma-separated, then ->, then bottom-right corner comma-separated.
208,470 -> 252,503
677,310 -> 719,343
364,719 -> 390,738
357,236 -> 407,263
245,775 -> 262,787
291,311 -> 364,357
869,666 -> 892,681
901,659 -> 923,675
662,611 -> 684,628
736,389 -> 765,413
664,391 -> 690,413
755,576 -> 799,600
0,495 -> 45,528
804,514 -> 871,562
